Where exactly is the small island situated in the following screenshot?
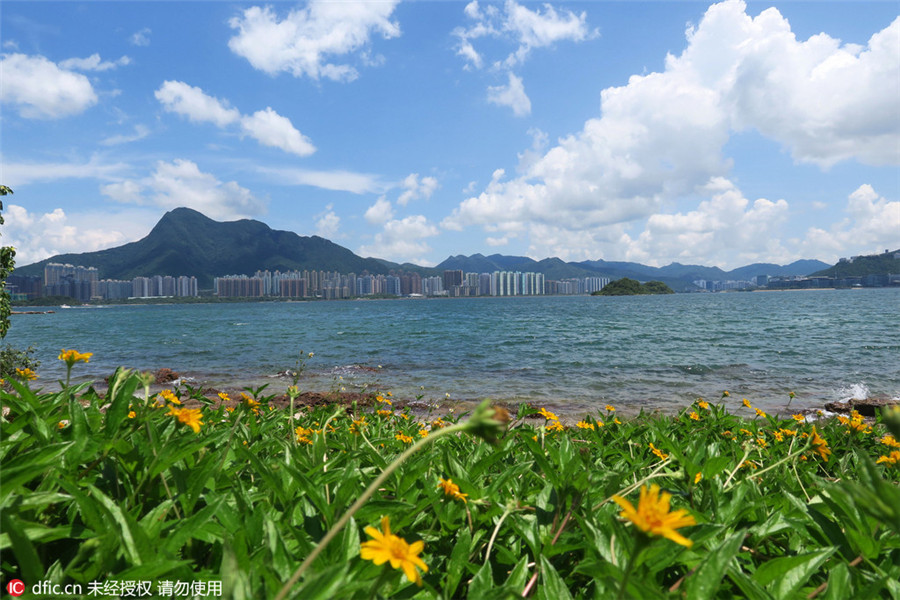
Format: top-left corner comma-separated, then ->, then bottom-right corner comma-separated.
592,277 -> 675,296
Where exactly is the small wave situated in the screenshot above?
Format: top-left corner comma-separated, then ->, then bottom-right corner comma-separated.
839,382 -> 869,401
233,322 -> 248,326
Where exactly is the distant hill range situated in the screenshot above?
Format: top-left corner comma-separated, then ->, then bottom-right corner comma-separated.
811,249 -> 900,279
15,207 -> 391,288
17,207 -> 837,290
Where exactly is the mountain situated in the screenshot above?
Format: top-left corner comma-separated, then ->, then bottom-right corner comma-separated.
16,207 -> 837,291
811,250 -> 900,278
15,207 -> 392,287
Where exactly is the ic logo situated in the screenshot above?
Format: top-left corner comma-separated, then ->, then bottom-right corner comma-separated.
6,579 -> 25,597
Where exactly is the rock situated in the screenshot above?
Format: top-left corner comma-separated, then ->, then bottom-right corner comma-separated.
824,397 -> 899,417
154,368 -> 180,384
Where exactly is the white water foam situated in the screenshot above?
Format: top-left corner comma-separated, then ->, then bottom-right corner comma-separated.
839,382 -> 870,402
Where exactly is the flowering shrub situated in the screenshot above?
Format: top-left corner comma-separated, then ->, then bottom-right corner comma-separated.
1,363 -> 899,598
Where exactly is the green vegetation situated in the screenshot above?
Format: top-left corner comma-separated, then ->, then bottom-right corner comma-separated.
3,357 -> 899,598
593,278 -> 675,296
1,185 -> 15,339
812,250 -> 900,278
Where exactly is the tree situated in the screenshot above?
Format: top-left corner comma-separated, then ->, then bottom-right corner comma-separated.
1,185 -> 15,338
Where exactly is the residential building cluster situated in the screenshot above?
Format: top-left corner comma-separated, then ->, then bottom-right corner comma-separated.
7,263 -> 199,302
213,268 -> 611,299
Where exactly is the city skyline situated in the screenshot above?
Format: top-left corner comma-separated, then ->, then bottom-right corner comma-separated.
2,1 -> 898,270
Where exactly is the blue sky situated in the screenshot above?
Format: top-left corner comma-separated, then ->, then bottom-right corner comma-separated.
2,0 -> 898,270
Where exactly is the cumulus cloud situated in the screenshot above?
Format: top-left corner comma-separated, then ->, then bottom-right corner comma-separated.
364,196 -> 394,224
155,81 -> 315,156
314,205 -> 341,238
445,0 -> 899,262
800,184 -> 900,261
358,215 -> 439,263
100,159 -> 265,220
397,173 -> 439,206
454,0 -> 594,69
59,53 -> 131,72
257,166 -> 383,194
155,80 -> 241,127
3,204 -> 152,266
240,107 -> 316,156
0,53 -> 97,119
487,71 -> 531,117
227,1 -> 401,81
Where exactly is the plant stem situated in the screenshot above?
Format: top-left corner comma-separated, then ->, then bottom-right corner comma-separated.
274,421 -> 469,600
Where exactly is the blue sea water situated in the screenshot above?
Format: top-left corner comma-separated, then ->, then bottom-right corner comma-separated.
8,288 -> 899,416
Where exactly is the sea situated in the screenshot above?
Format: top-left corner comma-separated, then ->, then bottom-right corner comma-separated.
7,288 -> 899,417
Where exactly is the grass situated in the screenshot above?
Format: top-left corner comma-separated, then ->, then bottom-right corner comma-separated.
2,359 -> 899,599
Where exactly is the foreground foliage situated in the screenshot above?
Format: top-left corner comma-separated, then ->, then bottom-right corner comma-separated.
2,361 -> 899,599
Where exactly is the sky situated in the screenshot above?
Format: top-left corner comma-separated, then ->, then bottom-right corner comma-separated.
1,0 -> 898,271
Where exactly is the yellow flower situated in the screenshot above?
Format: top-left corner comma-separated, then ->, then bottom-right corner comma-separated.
742,398 -> 752,408
58,420 -> 69,429
431,417 -> 446,429
614,417 -> 621,425
58,349 -> 92,366
349,417 -> 368,435
689,411 -> 700,421
218,392 -> 231,402
722,391 -> 730,398
128,411 -> 136,419
360,516 -> 428,586
779,428 -> 797,437
876,450 -> 900,466
418,429 -> 428,438
395,433 -> 414,444
605,404 -> 616,412
697,400 -> 709,410
756,437 -> 767,448
881,435 -> 900,449
538,407 -> 558,421
160,389 -> 181,405
772,430 -> 784,442
546,420 -> 565,432
792,413 -> 805,422
576,420 -> 595,430
649,442 -> 668,460
437,477 -> 468,503
377,409 -> 393,417
754,408 -> 767,418
612,484 -> 696,547
694,472 -> 702,484
809,426 -> 831,462
15,367 -> 37,380
167,406 -> 204,433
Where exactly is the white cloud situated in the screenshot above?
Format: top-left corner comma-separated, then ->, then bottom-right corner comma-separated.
100,124 -> 150,146
3,204 -> 153,266
130,28 -> 151,47
445,0 -> 899,260
364,196 -> 394,224
59,53 -> 131,72
315,205 -> 341,238
487,72 -> 531,117
358,215 -> 439,263
155,80 -> 240,127
486,235 -> 510,247
800,184 -> 900,261
1,156 -> 129,186
227,1 -> 401,81
397,173 -> 439,206
454,0 -> 594,69
155,81 -> 315,156
240,108 -> 316,156
0,53 -> 97,119
257,166 -> 383,194
100,159 -> 265,220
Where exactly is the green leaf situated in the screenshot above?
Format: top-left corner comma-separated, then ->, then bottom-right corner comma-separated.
822,562 -> 849,600
685,530 -> 746,600
536,556 -> 575,600
444,526 -> 472,597
0,510 -> 43,582
468,561 -> 494,600
753,548 -> 835,598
